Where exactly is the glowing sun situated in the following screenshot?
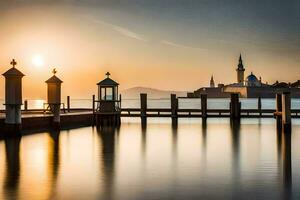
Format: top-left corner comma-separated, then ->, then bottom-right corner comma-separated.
32,54 -> 44,68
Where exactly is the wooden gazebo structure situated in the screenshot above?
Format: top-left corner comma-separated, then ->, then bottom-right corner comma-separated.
93,72 -> 121,126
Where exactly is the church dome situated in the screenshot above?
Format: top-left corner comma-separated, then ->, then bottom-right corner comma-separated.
246,72 -> 261,87
246,72 -> 258,82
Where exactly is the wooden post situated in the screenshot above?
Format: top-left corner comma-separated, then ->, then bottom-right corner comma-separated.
92,95 -> 96,125
282,92 -> 291,133
230,93 -> 240,119
171,94 -> 178,125
140,93 -> 147,125
119,94 -> 122,109
92,95 -> 95,113
24,100 -> 28,111
276,93 -> 282,131
67,96 -> 70,112
201,94 -> 207,118
258,96 -> 262,117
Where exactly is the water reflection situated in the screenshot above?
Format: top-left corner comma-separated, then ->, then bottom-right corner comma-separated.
230,119 -> 241,199
47,131 -> 60,199
278,130 -> 292,200
97,126 -> 118,200
0,118 -> 300,199
3,137 -> 21,200
141,122 -> 147,159
172,122 -> 178,163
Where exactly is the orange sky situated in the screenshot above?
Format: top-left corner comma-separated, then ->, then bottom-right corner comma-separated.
0,2 -> 299,99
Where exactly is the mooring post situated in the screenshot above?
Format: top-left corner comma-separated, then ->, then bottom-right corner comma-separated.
67,96 -> 70,112
230,93 -> 240,119
275,93 -> 283,131
119,94 -> 122,109
140,93 -> 147,125
2,59 -> 25,134
171,94 -> 178,125
201,94 -> 207,118
92,95 -> 95,113
24,100 -> 28,111
282,92 -> 291,133
258,96 -> 262,117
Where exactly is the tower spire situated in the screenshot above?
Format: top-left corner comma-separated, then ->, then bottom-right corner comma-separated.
210,74 -> 215,88
236,54 -> 245,84
239,54 -> 242,64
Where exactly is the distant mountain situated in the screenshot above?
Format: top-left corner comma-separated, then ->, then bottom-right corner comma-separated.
121,87 -> 187,99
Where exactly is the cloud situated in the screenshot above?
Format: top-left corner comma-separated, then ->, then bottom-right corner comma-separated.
91,18 -> 147,42
161,40 -> 207,51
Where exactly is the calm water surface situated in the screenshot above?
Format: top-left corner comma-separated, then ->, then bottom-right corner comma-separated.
1,118 -> 300,200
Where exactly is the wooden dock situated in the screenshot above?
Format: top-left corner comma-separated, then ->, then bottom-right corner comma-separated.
120,108 -> 300,118
0,92 -> 299,136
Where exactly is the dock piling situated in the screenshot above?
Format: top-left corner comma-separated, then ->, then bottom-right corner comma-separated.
140,93 -> 147,125
275,93 -> 283,131
24,100 -> 28,111
201,94 -> 207,118
282,92 -> 291,133
92,95 -> 95,125
258,96 -> 262,117
230,93 -> 241,119
171,94 -> 178,125
67,96 -> 70,112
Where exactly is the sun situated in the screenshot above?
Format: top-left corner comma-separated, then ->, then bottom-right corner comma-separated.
32,54 -> 44,68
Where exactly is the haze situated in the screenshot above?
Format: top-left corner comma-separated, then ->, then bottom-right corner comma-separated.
0,0 -> 299,99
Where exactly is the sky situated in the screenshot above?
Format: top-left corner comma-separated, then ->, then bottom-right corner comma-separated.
0,0 -> 299,99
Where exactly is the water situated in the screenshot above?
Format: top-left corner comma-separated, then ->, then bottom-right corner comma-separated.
1,98 -> 299,110
1,118 -> 300,200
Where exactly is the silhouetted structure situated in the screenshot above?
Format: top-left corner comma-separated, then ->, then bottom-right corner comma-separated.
236,54 -> 245,84
93,72 -> 121,126
210,75 -> 215,88
190,54 -> 300,98
230,93 -> 241,119
171,94 -> 178,125
274,91 -> 292,133
2,59 -> 25,133
45,68 -> 63,129
140,93 -> 147,125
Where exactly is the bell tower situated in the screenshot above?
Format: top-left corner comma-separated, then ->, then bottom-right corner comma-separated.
236,54 -> 245,85
210,75 -> 215,88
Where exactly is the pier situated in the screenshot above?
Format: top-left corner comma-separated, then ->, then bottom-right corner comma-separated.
0,60 -> 298,136
0,92 -> 299,134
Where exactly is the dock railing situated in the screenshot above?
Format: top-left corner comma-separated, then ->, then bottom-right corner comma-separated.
1,94 -> 300,118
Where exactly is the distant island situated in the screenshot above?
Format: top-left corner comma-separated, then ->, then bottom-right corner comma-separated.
121,87 -> 187,99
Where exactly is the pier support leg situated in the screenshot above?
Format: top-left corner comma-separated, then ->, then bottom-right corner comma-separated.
230,93 -> 240,119
258,96 -> 262,117
52,104 -> 60,130
171,94 -> 178,126
24,100 -> 28,111
201,94 -> 207,119
140,93 -> 147,126
276,93 -> 282,131
5,104 -> 22,134
92,95 -> 96,125
67,96 -> 70,112
282,92 -> 291,133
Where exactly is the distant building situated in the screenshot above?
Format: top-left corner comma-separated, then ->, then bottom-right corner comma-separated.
210,75 -> 215,88
236,54 -> 245,84
189,54 -> 300,98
